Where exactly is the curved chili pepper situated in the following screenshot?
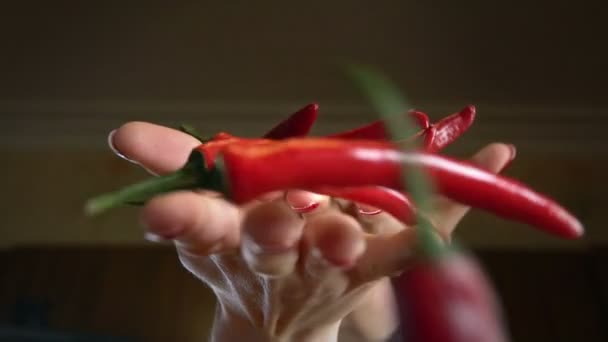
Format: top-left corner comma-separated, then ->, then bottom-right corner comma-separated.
173,106 -> 438,221
422,125 -> 437,151
410,110 -> 431,129
327,110 -> 429,140
193,137 -> 273,169
326,105 -> 474,159
263,103 -> 319,139
313,186 -> 417,224
211,139 -> 582,239
174,106 -> 445,221
429,105 -> 476,153
392,248 -> 509,342
177,104 -> 318,166
86,137 -> 583,239
179,101 -> 473,224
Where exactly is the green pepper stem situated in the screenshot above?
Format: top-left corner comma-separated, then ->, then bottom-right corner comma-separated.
179,124 -> 211,143
84,169 -> 198,216
417,215 -> 447,259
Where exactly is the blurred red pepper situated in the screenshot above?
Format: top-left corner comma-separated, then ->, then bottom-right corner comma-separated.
392,246 -> 510,342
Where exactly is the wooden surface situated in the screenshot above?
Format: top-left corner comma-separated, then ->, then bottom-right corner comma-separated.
0,0 -> 605,149
0,246 -> 606,342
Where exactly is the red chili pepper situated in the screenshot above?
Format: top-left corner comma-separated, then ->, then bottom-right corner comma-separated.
327,110 -> 430,140
313,185 -> 417,224
86,137 -> 583,239
178,102 -> 473,225
193,137 -> 273,169
263,103 -> 319,139
428,105 -> 476,153
176,106 -> 449,222
326,106 -> 474,154
422,125 -> 437,151
174,105 -> 440,221
212,139 -> 582,239
392,247 -> 509,342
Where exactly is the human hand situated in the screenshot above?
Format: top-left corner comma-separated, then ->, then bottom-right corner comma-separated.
108,122 -> 515,342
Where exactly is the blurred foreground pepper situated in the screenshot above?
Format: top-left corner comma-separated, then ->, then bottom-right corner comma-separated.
392,235 -> 510,342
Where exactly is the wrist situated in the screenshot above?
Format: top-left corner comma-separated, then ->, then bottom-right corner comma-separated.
210,302 -> 342,342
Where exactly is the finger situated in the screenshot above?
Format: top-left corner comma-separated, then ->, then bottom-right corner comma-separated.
141,191 -> 241,256
109,122 -> 201,175
285,190 -> 332,215
356,203 -> 383,216
469,143 -> 517,174
345,277 -> 400,341
352,188 -> 413,235
356,223 -> 447,281
431,143 -> 516,238
356,207 -> 407,235
303,213 -> 366,276
241,201 -> 305,277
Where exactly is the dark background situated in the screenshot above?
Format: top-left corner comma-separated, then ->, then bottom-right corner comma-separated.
0,1 -> 606,341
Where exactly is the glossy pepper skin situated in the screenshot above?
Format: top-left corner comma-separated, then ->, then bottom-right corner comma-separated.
426,105 -> 476,153
313,185 -> 417,224
328,109 -> 430,140
263,103 -> 319,139
392,249 -> 509,342
214,138 -> 582,239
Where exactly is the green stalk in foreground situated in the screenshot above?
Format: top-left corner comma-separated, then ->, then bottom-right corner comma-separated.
344,63 -> 444,256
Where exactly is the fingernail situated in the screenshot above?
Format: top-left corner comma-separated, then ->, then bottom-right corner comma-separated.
500,144 -> 517,172
286,190 -> 321,214
144,232 -> 171,243
256,191 -> 284,202
108,129 -> 136,163
508,144 -> 517,161
356,203 -> 383,216
108,129 -> 159,176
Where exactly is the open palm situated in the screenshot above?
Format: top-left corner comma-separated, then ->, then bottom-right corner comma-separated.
109,121 -> 515,341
